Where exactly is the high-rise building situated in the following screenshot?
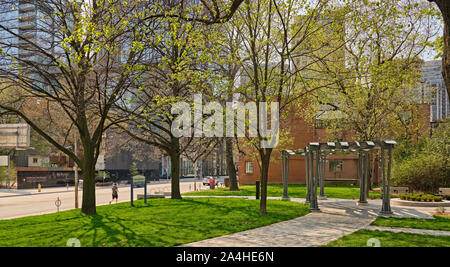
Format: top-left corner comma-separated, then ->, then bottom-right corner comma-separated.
0,0 -> 41,69
422,60 -> 450,122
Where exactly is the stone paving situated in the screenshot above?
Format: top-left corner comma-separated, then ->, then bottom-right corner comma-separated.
183,197 -> 443,247
364,226 -> 450,237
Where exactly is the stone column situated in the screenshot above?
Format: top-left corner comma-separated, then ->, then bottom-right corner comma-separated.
358,151 -> 368,206
380,147 -> 393,215
319,152 -> 327,200
305,150 -> 311,204
309,149 -> 321,212
282,151 -> 290,200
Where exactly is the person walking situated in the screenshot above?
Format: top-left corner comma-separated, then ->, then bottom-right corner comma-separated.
110,183 -> 119,204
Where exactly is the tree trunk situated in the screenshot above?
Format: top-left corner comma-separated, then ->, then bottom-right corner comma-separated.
169,147 -> 182,199
81,148 -> 97,215
259,151 -> 272,215
194,162 -> 198,191
225,138 -> 239,191
431,0 -> 450,100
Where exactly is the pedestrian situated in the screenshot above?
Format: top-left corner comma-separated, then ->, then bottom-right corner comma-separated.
110,183 -> 119,204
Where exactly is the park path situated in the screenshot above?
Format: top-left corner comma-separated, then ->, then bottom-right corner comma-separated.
183,197 -> 436,247
364,226 -> 450,236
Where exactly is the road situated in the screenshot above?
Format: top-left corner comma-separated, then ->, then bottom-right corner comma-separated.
0,180 -> 210,220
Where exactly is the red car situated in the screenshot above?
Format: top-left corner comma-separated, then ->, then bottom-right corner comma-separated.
202,176 -> 218,186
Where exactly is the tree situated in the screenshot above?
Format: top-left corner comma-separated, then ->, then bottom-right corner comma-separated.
0,0 -> 245,214
114,2 -> 224,199
312,0 -> 438,192
229,0 -> 344,214
429,0 -> 450,100
182,139 -> 218,191
129,162 -> 139,177
0,0 -> 160,214
210,13 -> 244,191
392,119 -> 449,193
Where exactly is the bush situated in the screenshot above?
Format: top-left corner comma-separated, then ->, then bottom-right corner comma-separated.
392,122 -> 449,194
399,193 -> 443,202
392,153 -> 449,193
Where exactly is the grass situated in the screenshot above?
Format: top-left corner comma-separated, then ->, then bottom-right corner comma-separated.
371,216 -> 450,231
324,230 -> 450,247
184,184 -> 382,200
0,198 -> 309,247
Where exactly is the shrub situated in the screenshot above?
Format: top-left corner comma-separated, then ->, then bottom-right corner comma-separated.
392,154 -> 449,193
392,122 -> 449,194
399,193 -> 443,202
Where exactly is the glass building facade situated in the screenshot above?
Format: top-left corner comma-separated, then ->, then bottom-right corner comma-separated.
422,60 -> 450,122
0,0 -> 41,69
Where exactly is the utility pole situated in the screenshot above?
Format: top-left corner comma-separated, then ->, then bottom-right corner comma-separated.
74,132 -> 79,209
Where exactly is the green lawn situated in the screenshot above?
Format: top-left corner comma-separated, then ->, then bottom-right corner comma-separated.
371,216 -> 450,231
325,230 -> 450,247
0,198 -> 309,247
185,184 -> 381,200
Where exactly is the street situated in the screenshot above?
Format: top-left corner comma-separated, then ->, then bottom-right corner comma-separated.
0,180 -> 209,220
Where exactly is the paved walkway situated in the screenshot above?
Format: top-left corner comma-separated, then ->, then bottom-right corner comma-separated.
365,226 -> 450,237
183,197 -> 440,247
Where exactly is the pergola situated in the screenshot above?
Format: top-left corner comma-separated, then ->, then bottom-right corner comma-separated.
281,141 -> 397,215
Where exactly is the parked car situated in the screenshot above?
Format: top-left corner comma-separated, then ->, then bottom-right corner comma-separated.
202,177 -> 211,186
202,176 -> 220,186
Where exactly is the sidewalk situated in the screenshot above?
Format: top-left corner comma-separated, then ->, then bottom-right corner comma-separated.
0,180 -> 176,199
364,226 -> 450,236
0,181 -> 207,220
183,197 -> 436,247
0,187 -> 74,198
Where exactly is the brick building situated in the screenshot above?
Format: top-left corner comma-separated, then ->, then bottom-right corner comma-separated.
237,104 -> 431,186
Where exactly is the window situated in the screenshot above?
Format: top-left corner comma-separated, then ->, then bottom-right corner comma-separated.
329,160 -> 343,173
245,162 -> 253,174
33,158 -> 38,164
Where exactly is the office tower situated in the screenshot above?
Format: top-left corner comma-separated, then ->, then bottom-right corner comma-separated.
422,60 -> 450,122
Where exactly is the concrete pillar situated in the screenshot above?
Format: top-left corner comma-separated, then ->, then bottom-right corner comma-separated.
358,151 -> 368,206
381,147 -> 393,215
309,149 -> 321,212
305,150 -> 310,204
319,152 -> 327,200
282,151 -> 290,200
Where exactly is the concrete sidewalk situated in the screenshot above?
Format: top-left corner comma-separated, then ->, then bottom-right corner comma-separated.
365,226 -> 450,236
0,181 -> 209,220
0,180 -> 180,199
183,198 -> 437,247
